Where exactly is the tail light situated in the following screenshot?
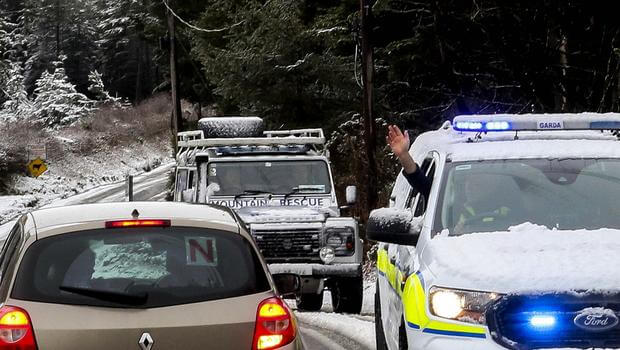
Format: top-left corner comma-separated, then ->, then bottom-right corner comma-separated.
105,219 -> 171,228
0,306 -> 37,349
252,297 -> 296,350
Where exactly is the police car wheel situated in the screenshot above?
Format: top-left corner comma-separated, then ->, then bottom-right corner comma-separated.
296,291 -> 324,311
375,283 -> 389,350
331,276 -> 363,314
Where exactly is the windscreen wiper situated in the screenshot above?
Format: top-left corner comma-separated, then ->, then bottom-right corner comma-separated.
59,285 -> 148,306
234,189 -> 272,200
283,185 -> 325,200
283,187 -> 301,200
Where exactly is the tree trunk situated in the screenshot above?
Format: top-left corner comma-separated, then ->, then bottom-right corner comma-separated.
360,0 -> 378,218
167,0 -> 182,152
135,40 -> 142,103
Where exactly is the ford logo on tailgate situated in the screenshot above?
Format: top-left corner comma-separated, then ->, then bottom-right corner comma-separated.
574,308 -> 619,332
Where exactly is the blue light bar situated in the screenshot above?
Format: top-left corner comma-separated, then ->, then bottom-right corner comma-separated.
454,121 -> 483,131
529,315 -> 556,328
453,113 -> 620,133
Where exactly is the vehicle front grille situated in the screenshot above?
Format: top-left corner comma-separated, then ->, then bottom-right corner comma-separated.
251,227 -> 321,262
486,293 -> 620,349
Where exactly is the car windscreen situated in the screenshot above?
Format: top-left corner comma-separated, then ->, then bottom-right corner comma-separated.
12,227 -> 270,308
207,160 -> 331,196
434,159 -> 620,235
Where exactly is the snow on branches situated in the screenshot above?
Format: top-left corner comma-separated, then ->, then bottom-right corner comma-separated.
33,56 -> 95,127
88,70 -> 122,107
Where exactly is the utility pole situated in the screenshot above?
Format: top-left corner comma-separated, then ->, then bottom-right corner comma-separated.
360,0 -> 378,213
167,0 -> 183,153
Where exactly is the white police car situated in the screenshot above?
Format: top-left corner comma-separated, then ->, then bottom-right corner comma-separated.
369,113 -> 620,349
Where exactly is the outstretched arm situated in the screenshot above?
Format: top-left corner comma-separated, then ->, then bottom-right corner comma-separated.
387,125 -> 431,199
387,125 -> 417,174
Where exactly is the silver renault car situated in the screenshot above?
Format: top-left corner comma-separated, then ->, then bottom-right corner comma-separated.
0,202 -> 302,350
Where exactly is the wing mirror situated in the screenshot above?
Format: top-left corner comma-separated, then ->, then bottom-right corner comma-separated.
272,273 -> 301,297
345,185 -> 357,205
366,208 -> 422,246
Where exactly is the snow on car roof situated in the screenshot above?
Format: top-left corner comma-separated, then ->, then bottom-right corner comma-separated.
410,120 -> 620,162
29,202 -> 238,231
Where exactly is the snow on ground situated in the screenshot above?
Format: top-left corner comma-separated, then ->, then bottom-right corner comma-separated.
0,219 -> 14,241
295,309 -> 375,350
0,135 -> 172,225
428,222 -> 620,293
291,280 -> 376,349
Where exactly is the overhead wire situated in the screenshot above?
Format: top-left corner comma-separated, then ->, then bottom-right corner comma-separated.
161,0 -> 244,33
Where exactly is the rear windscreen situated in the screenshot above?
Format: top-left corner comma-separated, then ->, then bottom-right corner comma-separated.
12,227 -> 270,308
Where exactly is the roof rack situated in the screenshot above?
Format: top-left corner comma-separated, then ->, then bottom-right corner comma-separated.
176,128 -> 326,163
177,128 -> 325,148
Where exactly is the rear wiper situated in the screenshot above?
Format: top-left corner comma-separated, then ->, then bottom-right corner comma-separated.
234,189 -> 272,200
59,285 -> 148,306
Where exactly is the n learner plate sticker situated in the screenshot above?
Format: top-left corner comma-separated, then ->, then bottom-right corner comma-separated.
185,237 -> 217,266
537,120 -> 564,130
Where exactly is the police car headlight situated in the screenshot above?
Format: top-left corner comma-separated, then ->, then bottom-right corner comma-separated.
429,286 -> 501,324
324,227 -> 355,256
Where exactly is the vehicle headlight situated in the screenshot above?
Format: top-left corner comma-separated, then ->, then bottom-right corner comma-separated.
324,227 -> 355,256
429,286 -> 501,324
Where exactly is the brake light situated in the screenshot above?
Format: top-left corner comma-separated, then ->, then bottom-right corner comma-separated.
252,297 -> 296,350
105,219 -> 171,228
0,306 -> 37,349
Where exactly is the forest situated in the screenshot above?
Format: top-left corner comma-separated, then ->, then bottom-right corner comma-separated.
1,0 -> 619,215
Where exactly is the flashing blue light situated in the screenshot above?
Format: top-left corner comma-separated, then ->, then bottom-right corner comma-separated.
455,121 -> 484,131
485,121 -> 511,131
529,315 -> 556,328
454,120 -> 512,132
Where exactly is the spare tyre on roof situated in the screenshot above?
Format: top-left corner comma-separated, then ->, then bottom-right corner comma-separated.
198,117 -> 264,138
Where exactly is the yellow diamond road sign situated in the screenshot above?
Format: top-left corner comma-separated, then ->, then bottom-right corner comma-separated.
27,158 -> 48,178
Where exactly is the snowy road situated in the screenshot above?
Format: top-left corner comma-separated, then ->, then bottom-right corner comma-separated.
295,286 -> 377,350
0,162 -> 377,349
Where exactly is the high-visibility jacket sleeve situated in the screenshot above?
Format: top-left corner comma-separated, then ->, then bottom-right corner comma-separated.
402,167 -> 431,199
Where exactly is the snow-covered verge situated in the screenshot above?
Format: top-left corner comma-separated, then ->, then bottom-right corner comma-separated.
0,95 -> 174,225
428,222 -> 620,294
0,138 -> 171,225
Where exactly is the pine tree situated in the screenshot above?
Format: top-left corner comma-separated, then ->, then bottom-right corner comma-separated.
94,0 -> 159,102
0,61 -> 33,122
88,69 -> 121,106
33,56 -> 94,127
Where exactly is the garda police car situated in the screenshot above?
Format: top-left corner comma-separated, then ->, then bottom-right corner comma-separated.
174,118 -> 363,313
369,113 -> 620,349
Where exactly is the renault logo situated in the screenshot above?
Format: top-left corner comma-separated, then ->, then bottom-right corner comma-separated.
139,332 -> 154,350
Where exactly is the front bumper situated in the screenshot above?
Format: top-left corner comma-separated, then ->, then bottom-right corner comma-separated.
407,327 -> 506,350
268,263 -> 361,278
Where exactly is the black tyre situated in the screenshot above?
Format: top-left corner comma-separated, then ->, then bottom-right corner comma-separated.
331,276 -> 363,314
198,117 -> 264,138
375,282 -> 389,350
398,317 -> 409,350
296,291 -> 324,312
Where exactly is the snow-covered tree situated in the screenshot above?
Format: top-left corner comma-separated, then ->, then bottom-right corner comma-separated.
0,62 -> 34,122
88,69 -> 121,106
33,56 -> 94,127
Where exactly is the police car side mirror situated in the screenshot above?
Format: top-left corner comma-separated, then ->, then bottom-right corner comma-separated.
345,185 -> 357,205
272,273 -> 301,297
366,208 -> 421,246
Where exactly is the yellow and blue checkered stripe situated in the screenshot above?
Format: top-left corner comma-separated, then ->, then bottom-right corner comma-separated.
377,246 -> 487,339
